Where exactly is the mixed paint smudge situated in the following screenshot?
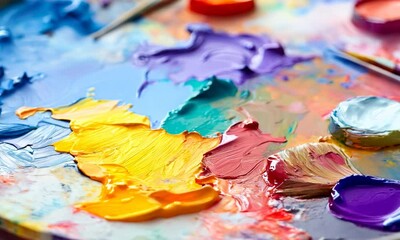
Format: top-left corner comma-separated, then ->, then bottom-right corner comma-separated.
1,0 -> 400,239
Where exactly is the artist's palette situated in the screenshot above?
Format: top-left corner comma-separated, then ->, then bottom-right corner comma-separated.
1,0 -> 400,240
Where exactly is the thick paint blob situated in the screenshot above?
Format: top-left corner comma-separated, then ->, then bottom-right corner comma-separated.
356,0 -> 400,21
18,98 -> 221,221
161,78 -> 242,136
265,143 -> 360,198
330,96 -> 400,149
329,175 -> 400,231
200,119 -> 286,179
197,118 -> 285,211
197,120 -> 310,239
133,24 -> 311,93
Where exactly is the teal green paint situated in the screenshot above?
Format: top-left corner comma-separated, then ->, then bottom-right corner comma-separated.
184,78 -> 208,92
240,90 -> 251,99
286,121 -> 298,137
161,78 -> 239,136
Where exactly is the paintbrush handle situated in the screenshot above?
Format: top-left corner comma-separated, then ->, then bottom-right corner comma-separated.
330,48 -> 400,83
91,0 -> 171,40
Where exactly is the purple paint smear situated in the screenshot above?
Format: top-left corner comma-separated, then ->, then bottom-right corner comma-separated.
133,24 -> 312,94
329,175 -> 400,231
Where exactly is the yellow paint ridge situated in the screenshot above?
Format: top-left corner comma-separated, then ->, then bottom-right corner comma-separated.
17,98 -> 221,221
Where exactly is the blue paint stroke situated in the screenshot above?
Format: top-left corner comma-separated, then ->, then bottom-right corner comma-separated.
0,66 -> 45,115
1,62 -> 192,127
0,0 -> 101,36
0,123 -> 36,138
0,26 -> 12,42
0,121 -> 73,174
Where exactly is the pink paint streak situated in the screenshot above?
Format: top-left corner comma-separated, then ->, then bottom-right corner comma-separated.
48,221 -> 79,238
197,119 -> 309,239
201,119 -> 286,180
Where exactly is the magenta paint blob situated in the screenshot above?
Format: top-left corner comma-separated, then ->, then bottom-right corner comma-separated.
329,175 -> 400,231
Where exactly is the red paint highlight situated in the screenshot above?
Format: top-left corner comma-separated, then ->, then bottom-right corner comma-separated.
265,154 -> 287,186
189,0 -> 255,16
48,221 -> 79,238
48,221 -> 78,230
0,176 -> 15,185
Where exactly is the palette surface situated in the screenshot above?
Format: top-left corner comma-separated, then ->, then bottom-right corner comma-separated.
1,0 -> 400,239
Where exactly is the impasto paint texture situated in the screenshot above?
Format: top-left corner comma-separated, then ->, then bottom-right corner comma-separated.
197,119 -> 310,239
1,0 -> 400,239
133,23 -> 311,94
330,175 -> 400,231
18,98 -> 221,221
0,122 -> 72,172
265,143 -> 360,198
200,119 -> 286,180
330,96 -> 400,149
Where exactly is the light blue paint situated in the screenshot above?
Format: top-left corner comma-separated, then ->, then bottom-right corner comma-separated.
0,122 -> 73,174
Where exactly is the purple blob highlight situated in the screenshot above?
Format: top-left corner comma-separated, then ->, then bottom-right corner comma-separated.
329,175 -> 400,231
133,24 -> 312,94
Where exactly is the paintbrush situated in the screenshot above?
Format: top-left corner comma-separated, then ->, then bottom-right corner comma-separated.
329,47 -> 400,83
91,0 -> 177,40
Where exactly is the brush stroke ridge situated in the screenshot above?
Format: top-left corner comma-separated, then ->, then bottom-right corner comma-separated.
17,98 -> 221,221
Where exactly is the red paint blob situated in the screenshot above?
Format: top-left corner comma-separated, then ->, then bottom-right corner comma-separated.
265,154 -> 288,186
356,0 -> 400,21
189,0 -> 255,16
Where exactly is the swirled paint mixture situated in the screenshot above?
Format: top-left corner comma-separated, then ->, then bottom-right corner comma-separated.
133,24 -> 312,93
265,143 -> 360,198
329,175 -> 400,231
196,119 -> 310,239
330,96 -> 400,149
18,98 -> 221,221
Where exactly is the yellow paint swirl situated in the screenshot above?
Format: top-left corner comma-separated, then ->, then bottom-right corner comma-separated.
18,99 -> 221,221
